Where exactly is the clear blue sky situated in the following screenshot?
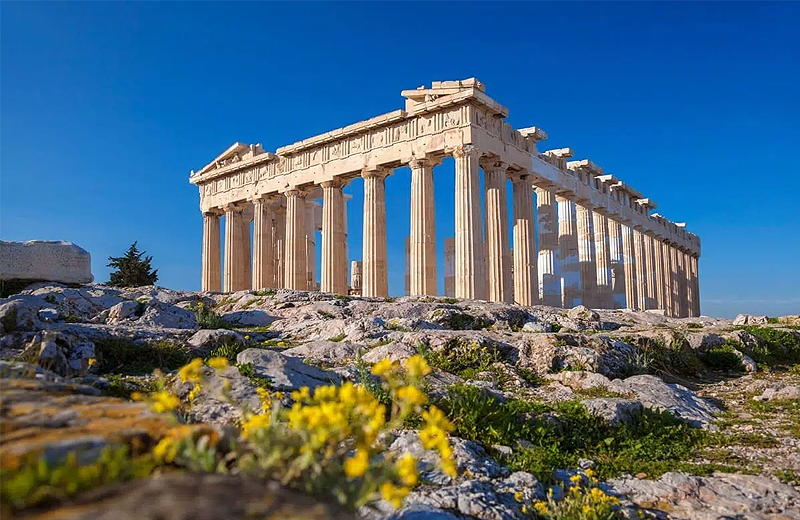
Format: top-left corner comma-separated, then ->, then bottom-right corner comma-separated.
2,2 -> 799,318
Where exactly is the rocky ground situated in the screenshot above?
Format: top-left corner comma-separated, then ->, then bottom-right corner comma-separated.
2,282 -> 800,519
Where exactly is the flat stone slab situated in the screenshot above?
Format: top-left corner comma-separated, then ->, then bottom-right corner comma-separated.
0,240 -> 93,284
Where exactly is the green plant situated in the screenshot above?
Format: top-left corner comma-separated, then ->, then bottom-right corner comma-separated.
1,447 -> 157,514
253,289 -> 277,297
521,475 -> 623,519
735,326 -> 800,366
329,333 -> 346,342
385,320 -> 411,332
93,338 -> 189,375
262,338 -> 295,348
107,241 -> 158,287
44,294 -> 57,304
236,362 -> 273,389
700,340 -> 745,372
318,310 -> 335,319
517,367 -> 545,387
206,339 -> 247,362
420,339 -> 503,379
63,314 -> 83,323
104,374 -> 159,398
687,322 -> 703,329
550,323 -> 563,333
439,298 -> 459,304
194,303 -> 233,330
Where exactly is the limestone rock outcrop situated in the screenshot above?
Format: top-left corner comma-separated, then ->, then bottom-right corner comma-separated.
0,240 -> 93,285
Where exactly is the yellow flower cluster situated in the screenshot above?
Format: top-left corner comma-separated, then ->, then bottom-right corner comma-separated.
178,358 -> 204,383
419,406 -> 456,477
523,469 -> 622,520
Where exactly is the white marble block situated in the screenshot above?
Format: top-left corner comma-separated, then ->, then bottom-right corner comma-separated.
0,240 -> 93,284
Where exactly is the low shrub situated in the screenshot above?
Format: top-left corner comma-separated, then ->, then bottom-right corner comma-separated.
194,302 -> 233,330
700,339 -> 745,372
420,339 -> 504,379
94,338 -> 189,375
736,326 -> 800,366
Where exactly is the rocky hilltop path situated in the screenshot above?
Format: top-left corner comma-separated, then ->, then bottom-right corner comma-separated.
2,283 -> 799,519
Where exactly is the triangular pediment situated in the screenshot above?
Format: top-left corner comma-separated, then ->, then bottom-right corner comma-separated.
196,142 -> 250,176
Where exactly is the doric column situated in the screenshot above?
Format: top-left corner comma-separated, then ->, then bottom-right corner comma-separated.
593,212 -> 613,309
652,236 -> 665,311
453,145 -> 486,300
690,255 -> 700,317
251,197 -> 274,290
683,250 -> 695,317
350,260 -> 362,296
273,205 -> 286,288
343,194 -> 351,290
633,228 -> 649,310
362,167 -> 389,297
444,238 -> 455,297
669,245 -> 680,316
305,200 -> 318,291
223,203 -> 247,292
643,234 -> 658,310
482,159 -> 511,303
512,174 -> 537,306
673,246 -> 685,317
409,157 -> 438,296
283,188 -> 308,290
321,180 -> 347,294
536,187 -> 560,306
201,209 -> 222,292
621,223 -> 638,309
662,241 -> 674,316
607,218 -> 626,308
557,195 -> 580,308
576,203 -> 597,308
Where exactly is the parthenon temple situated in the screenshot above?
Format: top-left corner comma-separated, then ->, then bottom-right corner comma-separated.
189,78 -> 701,317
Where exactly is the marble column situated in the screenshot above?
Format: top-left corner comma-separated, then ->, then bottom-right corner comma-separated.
536,187 -> 560,306
557,195 -> 580,308
201,210 -> 222,292
273,205 -> 286,289
669,245 -> 680,317
409,157 -> 438,296
321,180 -> 346,294
690,255 -> 701,317
662,241 -> 674,317
674,246 -> 686,318
444,238 -> 455,297
608,218 -> 626,308
576,203 -> 597,308
653,236 -> 665,311
283,188 -> 307,290
350,260 -> 362,296
593,212 -> 613,309
483,160 -> 511,303
633,228 -> 648,310
644,234 -> 658,310
362,167 -> 389,297
343,194 -> 351,290
621,223 -> 638,309
512,174 -> 537,306
251,197 -> 274,290
305,200 -> 317,291
453,145 -> 485,300
684,251 -> 695,317
223,203 -> 247,292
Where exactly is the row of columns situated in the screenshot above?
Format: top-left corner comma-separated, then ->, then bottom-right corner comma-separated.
200,147 -> 699,317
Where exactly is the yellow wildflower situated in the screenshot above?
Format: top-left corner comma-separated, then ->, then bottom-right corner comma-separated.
421,405 -> 453,432
396,385 -> 427,406
583,504 -> 593,514
152,437 -> 178,462
534,501 -> 548,514
570,474 -> 582,484
403,354 -> 431,378
256,387 -> 271,403
343,449 -> 369,478
178,358 -> 203,383
441,457 -> 457,478
197,301 -> 204,308
371,358 -> 395,377
419,425 -> 447,450
150,391 -> 179,413
514,491 -> 524,502
241,413 -> 271,438
207,357 -> 229,370
274,391 -> 284,399
131,391 -> 144,401
396,453 -> 418,486
291,386 -> 310,401
244,335 -> 250,341
521,505 -> 528,514
314,385 -> 338,401
188,383 -> 202,401
87,358 -> 97,367
380,481 -> 410,508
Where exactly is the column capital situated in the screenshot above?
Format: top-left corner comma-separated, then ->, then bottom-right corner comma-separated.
407,155 -> 442,169
361,166 -> 391,180
222,202 -> 246,214
509,170 -> 532,185
451,144 -> 481,159
479,158 -> 509,173
320,178 -> 347,189
281,185 -> 308,198
202,207 -> 224,217
248,193 -> 276,205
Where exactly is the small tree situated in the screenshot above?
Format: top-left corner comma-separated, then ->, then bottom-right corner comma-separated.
107,241 -> 159,287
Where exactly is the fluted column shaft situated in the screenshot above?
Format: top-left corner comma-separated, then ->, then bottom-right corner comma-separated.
633,228 -> 648,310
608,218 -> 626,308
223,204 -> 248,292
557,196 -> 580,308
284,189 -> 307,290
662,241 -> 674,316
669,246 -> 680,316
409,158 -> 437,296
644,234 -> 657,309
621,223 -> 638,309
321,180 -> 347,294
305,201 -> 317,291
201,210 -> 222,292
690,255 -> 700,317
536,187 -> 560,306
512,175 -> 537,306
273,206 -> 286,288
576,203 -> 597,308
683,251 -> 694,317
593,212 -> 613,309
252,198 -> 274,290
453,146 -> 485,300
652,236 -> 665,311
483,160 -> 511,303
362,168 -> 389,297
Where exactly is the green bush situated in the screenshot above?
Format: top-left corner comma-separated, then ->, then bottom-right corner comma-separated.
736,326 -> 800,366
701,340 -> 745,372
194,304 -> 234,330
107,242 -> 158,287
205,339 -> 247,362
420,339 -> 503,379
94,338 -> 189,375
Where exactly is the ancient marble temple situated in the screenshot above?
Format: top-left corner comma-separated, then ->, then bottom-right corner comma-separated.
189,79 -> 701,318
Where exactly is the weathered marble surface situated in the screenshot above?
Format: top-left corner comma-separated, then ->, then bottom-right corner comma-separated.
0,240 -> 93,284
